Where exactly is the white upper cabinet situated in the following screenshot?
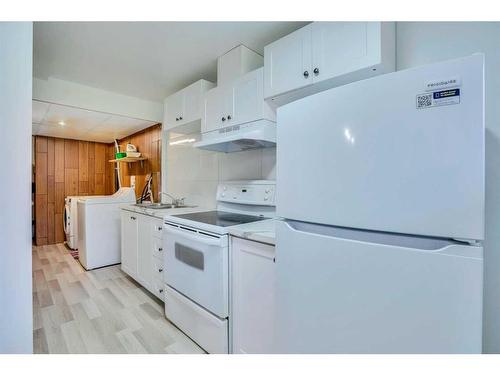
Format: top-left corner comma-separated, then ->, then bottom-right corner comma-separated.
264,22 -> 395,106
164,90 -> 183,126
264,25 -> 313,99
163,79 -> 215,134
231,68 -> 265,125
201,67 -> 275,134
183,81 -> 205,121
217,45 -> 263,86
203,85 -> 231,133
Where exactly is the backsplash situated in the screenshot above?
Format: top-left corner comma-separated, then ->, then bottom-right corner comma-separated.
165,142 -> 276,208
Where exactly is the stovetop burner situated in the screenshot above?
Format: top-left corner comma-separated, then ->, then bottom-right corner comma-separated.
172,210 -> 268,228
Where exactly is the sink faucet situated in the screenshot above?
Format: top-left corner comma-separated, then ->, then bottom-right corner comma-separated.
159,191 -> 186,206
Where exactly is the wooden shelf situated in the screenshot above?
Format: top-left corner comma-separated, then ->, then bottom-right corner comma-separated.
109,157 -> 147,167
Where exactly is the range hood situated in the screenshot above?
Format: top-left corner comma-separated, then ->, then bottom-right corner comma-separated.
194,120 -> 276,152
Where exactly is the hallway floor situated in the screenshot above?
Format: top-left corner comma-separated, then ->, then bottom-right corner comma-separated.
32,243 -> 204,354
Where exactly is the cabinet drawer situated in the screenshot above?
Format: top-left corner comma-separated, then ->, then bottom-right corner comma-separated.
152,257 -> 165,282
152,278 -> 165,301
151,220 -> 164,239
152,237 -> 164,259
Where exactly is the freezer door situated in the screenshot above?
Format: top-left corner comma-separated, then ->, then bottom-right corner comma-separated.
277,54 -> 484,240
274,220 -> 483,354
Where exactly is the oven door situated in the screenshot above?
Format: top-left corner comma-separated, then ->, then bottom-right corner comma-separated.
163,223 -> 229,318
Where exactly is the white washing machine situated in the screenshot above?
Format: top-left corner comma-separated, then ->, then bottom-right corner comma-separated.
77,187 -> 136,270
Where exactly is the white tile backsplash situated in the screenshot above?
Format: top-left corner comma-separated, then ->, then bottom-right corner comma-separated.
198,150 -> 220,181
262,147 -> 277,180
165,141 -> 276,207
219,148 -> 263,181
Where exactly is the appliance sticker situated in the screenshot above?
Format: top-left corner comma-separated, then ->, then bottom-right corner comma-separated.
416,88 -> 460,109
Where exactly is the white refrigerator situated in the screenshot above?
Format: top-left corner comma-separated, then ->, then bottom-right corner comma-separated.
274,54 -> 485,353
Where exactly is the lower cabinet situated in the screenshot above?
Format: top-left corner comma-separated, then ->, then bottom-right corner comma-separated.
121,210 -> 139,276
120,209 -> 165,300
230,237 -> 275,354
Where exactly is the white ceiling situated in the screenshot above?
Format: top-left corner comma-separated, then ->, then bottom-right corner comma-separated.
33,21 -> 308,101
32,100 -> 156,143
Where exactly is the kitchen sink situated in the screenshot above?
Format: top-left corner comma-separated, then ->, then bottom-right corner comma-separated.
133,203 -> 195,209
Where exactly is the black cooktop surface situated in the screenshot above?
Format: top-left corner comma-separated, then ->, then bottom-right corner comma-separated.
172,210 -> 268,227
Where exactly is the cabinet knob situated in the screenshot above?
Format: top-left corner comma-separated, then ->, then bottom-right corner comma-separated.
303,71 -> 309,78
130,216 -> 136,220
314,68 -> 319,75
158,247 -> 163,252
221,117 -> 226,122
175,117 -> 179,121
159,289 -> 164,293
158,268 -> 163,273
227,115 -> 232,120
179,116 -> 183,120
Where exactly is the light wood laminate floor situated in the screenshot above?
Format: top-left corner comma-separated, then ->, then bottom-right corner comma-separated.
32,243 -> 205,354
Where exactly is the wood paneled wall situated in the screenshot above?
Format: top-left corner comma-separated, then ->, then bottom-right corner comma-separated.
34,124 -> 162,246
34,137 -> 110,246
105,124 -> 162,200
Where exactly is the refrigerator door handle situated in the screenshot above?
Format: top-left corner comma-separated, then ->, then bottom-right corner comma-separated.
280,220 -> 482,258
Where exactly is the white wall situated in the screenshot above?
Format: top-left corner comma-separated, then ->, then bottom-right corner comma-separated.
0,22 -> 33,353
396,22 -> 500,353
164,136 -> 275,208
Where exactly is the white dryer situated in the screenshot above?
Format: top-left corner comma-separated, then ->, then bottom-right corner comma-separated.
77,187 -> 136,270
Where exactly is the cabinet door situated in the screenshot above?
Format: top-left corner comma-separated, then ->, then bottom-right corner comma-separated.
182,81 -> 202,124
121,211 -> 138,277
264,24 -> 312,99
217,46 -> 241,87
231,237 -> 275,354
203,86 -> 228,133
311,22 -> 380,83
230,69 -> 262,126
165,91 -> 184,126
137,215 -> 153,291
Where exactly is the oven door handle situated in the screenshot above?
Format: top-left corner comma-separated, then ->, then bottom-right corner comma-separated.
163,225 -> 222,247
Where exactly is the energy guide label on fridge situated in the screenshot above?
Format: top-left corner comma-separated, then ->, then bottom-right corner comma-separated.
416,88 -> 461,109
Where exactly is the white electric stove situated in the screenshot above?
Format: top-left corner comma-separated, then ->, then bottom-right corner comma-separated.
162,180 -> 275,354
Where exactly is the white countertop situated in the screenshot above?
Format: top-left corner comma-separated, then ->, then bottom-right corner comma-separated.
120,203 -> 208,220
122,204 -> 277,245
227,219 -> 276,246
